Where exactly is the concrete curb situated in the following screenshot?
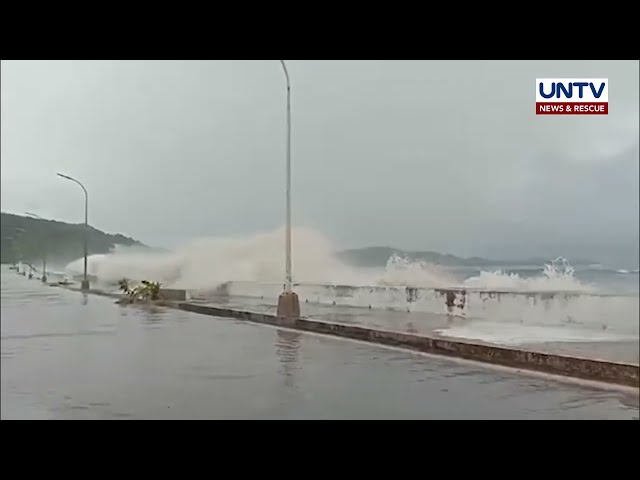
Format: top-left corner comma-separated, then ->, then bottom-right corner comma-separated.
56,285 -> 639,388
59,287 -> 184,304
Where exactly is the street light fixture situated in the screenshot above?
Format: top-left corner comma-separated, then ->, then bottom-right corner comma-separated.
25,212 -> 48,283
276,60 -> 300,318
57,173 -> 90,291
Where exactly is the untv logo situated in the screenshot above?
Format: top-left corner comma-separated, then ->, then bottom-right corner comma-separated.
536,78 -> 608,115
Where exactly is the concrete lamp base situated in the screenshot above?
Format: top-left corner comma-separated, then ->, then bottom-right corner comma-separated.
80,279 -> 90,291
277,290 -> 300,318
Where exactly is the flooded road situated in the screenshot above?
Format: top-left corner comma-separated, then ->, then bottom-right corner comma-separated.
1,268 -> 638,419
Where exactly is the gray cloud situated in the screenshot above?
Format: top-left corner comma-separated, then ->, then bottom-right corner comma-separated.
1,60 -> 638,265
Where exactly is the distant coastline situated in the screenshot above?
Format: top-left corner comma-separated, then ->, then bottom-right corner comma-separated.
335,246 -> 596,269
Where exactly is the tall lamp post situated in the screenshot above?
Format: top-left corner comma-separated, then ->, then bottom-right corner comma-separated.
57,173 -> 90,291
25,212 -> 48,283
276,60 -> 300,318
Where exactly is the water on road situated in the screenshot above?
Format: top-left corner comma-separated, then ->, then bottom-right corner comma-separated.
1,267 -> 638,419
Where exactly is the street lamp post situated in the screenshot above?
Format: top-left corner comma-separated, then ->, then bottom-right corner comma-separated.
276,60 -> 300,318
57,173 -> 90,291
25,212 -> 48,283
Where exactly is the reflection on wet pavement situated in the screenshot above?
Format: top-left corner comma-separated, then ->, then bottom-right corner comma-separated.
275,330 -> 302,389
1,267 -> 638,419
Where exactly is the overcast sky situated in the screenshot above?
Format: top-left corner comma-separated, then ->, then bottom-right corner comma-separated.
1,60 -> 638,265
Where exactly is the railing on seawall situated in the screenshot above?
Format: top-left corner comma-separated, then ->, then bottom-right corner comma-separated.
188,281 -> 640,336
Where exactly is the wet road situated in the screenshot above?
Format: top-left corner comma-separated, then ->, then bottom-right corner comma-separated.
1,268 -> 638,419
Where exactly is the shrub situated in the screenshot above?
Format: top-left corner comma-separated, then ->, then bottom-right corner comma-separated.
118,278 -> 162,304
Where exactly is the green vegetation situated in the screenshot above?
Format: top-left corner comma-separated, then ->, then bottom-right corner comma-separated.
117,279 -> 162,304
1,212 -> 145,265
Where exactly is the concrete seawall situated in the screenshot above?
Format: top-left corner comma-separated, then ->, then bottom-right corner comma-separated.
190,281 -> 640,336
159,289 -> 186,301
55,285 -> 640,388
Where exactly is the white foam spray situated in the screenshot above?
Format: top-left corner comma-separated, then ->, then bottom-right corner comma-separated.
461,257 -> 591,292
64,227 -> 592,292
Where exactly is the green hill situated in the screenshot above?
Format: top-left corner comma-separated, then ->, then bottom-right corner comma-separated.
1,212 -> 145,265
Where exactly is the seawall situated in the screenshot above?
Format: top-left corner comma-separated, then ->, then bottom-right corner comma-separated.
190,281 -> 640,335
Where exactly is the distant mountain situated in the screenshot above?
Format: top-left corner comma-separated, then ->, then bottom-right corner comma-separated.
336,246 -> 595,268
0,212 -> 145,265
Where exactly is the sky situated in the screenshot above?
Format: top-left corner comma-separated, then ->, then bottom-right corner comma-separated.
1,60 -> 638,266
